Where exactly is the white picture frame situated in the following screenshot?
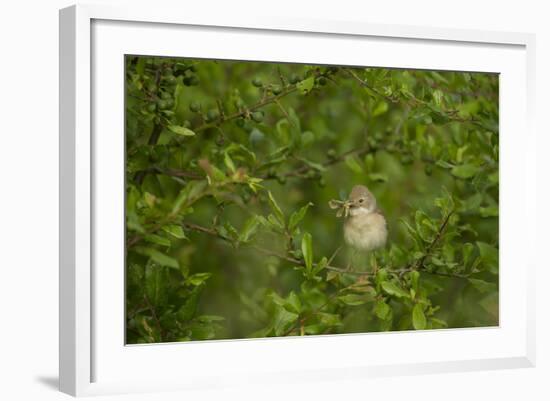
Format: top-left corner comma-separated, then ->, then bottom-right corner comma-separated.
59,4 -> 536,397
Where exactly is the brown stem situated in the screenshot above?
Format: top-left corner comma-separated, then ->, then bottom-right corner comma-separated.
193,86 -> 298,133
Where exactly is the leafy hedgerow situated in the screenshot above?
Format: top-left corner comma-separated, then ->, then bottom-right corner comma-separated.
125,56 -> 499,343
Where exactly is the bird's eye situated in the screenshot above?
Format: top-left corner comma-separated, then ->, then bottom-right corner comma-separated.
359,198 -> 364,203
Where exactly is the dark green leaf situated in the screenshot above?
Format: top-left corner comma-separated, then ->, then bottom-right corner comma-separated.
374,300 -> 392,320
412,304 -> 427,330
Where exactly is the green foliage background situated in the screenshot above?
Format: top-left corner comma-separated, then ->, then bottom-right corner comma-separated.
125,56 -> 499,343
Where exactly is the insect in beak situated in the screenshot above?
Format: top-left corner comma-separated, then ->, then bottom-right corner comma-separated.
329,199 -> 352,218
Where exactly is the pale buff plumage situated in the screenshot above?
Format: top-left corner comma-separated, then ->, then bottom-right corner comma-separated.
342,185 -> 388,252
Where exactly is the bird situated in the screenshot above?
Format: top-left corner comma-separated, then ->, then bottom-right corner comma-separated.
343,185 -> 388,253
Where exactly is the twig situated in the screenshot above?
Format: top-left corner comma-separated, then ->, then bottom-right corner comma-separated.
344,68 -> 397,103
143,294 -> 164,341
344,68 -> 494,133
265,145 -> 372,180
414,210 -> 455,271
181,222 -> 369,276
193,86 -> 298,133
141,143 -> 373,183
133,124 -> 164,184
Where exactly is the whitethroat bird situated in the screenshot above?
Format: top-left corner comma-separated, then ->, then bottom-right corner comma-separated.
330,185 -> 388,271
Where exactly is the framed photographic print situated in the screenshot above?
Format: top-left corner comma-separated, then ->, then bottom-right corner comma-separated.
59,4 -> 536,396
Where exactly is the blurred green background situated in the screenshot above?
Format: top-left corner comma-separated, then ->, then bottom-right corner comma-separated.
125,56 -> 499,343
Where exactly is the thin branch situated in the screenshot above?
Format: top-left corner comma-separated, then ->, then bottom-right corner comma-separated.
194,86 -> 298,133
143,294 -> 164,341
414,210 -> 455,271
265,145 -> 372,180
133,124 -> 164,184
344,68 -> 397,103
343,68 -> 494,133
138,143 -> 374,184
182,222 -> 369,276
183,213 -> 465,280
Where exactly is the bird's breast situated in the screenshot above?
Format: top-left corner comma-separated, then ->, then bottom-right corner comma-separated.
343,213 -> 388,252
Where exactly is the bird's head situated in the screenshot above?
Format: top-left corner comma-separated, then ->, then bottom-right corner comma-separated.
347,185 -> 377,216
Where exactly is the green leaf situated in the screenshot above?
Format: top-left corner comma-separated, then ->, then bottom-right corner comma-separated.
477,241 -> 499,274
197,315 -> 225,323
145,262 -> 166,306
374,300 -> 391,320
462,243 -> 475,267
479,292 -> 498,319
339,293 -> 371,306
288,202 -> 313,232
410,270 -> 420,292
298,157 -> 326,172
187,272 -> 212,286
436,160 -> 455,169
286,291 -> 302,314
468,278 -> 497,293
162,224 -> 187,240
275,119 -> 291,144
171,181 -> 207,214
368,173 -> 388,182
296,76 -> 314,95
224,151 -> 236,173
301,131 -> 315,147
432,89 -> 444,107
461,193 -> 483,212
345,155 -> 363,174
412,304 -> 427,330
267,191 -> 285,226
451,164 -> 480,179
314,256 -> 329,275
135,246 -> 179,269
301,232 -> 313,273
273,307 -> 299,336
239,215 -> 261,243
479,206 -> 498,218
144,233 -> 171,247
381,281 -> 410,299
266,214 -> 285,231
372,101 -> 388,117
317,312 -> 342,327
199,159 -> 226,184
177,286 -> 201,321
429,317 -> 448,329
168,125 -> 196,136
225,143 -> 257,163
